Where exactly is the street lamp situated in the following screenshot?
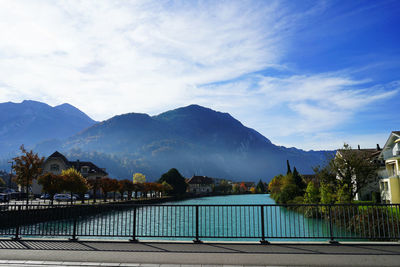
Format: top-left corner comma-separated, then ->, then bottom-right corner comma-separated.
7,160 -> 14,188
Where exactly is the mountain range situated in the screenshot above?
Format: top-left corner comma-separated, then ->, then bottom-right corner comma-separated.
0,100 -> 331,182
0,100 -> 96,157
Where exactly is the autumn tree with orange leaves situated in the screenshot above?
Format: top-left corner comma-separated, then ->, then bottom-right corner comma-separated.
12,145 -> 44,205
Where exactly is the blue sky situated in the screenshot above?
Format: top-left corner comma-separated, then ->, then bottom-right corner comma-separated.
0,0 -> 399,150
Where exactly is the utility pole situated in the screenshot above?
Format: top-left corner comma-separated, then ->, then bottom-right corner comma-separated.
8,160 -> 14,188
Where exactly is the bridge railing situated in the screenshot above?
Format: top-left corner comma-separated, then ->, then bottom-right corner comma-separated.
0,203 -> 399,243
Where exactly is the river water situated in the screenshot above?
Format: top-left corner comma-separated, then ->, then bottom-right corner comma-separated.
6,194 -> 353,241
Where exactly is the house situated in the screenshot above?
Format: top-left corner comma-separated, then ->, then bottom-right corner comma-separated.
30,151 -> 108,195
187,175 -> 214,195
378,131 -> 400,203
335,145 -> 383,201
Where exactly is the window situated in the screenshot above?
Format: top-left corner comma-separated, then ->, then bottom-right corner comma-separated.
81,167 -> 89,174
50,164 -> 59,172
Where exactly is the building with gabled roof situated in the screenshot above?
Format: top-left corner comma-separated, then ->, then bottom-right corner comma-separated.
30,151 -> 108,195
187,175 -> 214,195
43,151 -> 107,178
379,131 -> 400,203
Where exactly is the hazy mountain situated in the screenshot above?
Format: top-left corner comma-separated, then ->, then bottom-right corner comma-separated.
35,104 -> 330,181
0,100 -> 96,157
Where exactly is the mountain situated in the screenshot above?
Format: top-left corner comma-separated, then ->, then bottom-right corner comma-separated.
35,104 -> 331,181
0,100 -> 96,157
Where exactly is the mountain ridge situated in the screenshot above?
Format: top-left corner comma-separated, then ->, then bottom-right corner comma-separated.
0,100 -> 331,181
38,104 -> 330,181
0,100 -> 96,157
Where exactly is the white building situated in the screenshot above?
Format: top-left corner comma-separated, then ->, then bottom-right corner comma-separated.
378,131 -> 400,203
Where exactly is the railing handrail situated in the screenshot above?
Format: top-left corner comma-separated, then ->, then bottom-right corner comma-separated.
2,203 -> 400,208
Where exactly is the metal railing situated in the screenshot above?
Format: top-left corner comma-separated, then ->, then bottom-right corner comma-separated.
0,203 -> 399,243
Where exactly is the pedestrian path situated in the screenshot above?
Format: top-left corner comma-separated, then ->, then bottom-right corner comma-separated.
0,260 -> 266,267
1,239 -> 400,266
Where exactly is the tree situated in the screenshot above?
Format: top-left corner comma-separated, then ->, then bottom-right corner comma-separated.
293,167 -> 306,191
99,177 -> 115,202
37,173 -> 64,205
250,187 -> 256,194
276,183 -> 300,204
141,182 -> 151,198
0,177 -> 5,187
268,174 -> 283,198
286,160 -> 292,175
256,180 -> 265,194
125,181 -> 136,200
118,179 -> 135,200
61,168 -> 89,204
158,168 -> 187,196
239,182 -> 247,193
232,183 -> 240,194
133,173 -> 146,184
118,179 -> 131,200
12,145 -> 45,205
109,178 -> 120,201
161,181 -> 173,196
132,182 -> 144,199
304,181 -> 319,204
336,184 -> 352,203
320,182 -> 335,205
87,178 -> 101,203
331,144 -> 379,200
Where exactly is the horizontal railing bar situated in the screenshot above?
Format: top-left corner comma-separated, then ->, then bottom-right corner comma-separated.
2,204 -> 400,207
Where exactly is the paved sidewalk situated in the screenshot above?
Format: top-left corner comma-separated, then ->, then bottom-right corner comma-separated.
1,239 -> 400,266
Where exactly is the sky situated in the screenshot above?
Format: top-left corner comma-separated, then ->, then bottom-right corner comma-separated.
0,0 -> 399,150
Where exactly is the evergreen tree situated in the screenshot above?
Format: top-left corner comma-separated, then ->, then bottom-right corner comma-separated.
293,167 -> 305,190
256,179 -> 265,193
286,160 -> 292,174
158,168 -> 187,196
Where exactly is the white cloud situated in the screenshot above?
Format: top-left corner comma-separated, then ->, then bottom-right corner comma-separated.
192,73 -> 398,150
0,0 -> 397,150
0,0 -> 293,118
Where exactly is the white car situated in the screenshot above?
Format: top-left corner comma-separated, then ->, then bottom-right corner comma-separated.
54,193 -> 77,202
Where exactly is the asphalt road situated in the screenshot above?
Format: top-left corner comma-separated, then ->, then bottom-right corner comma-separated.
1,239 -> 400,266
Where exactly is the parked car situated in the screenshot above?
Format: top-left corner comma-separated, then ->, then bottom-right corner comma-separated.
0,193 -> 10,202
54,193 -> 77,202
0,187 -> 18,201
40,193 -> 52,199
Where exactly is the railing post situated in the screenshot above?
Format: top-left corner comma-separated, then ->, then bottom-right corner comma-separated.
193,205 -> 202,244
69,211 -> 78,241
12,205 -> 21,241
328,204 -> 338,244
260,205 -> 269,244
129,206 -> 138,242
